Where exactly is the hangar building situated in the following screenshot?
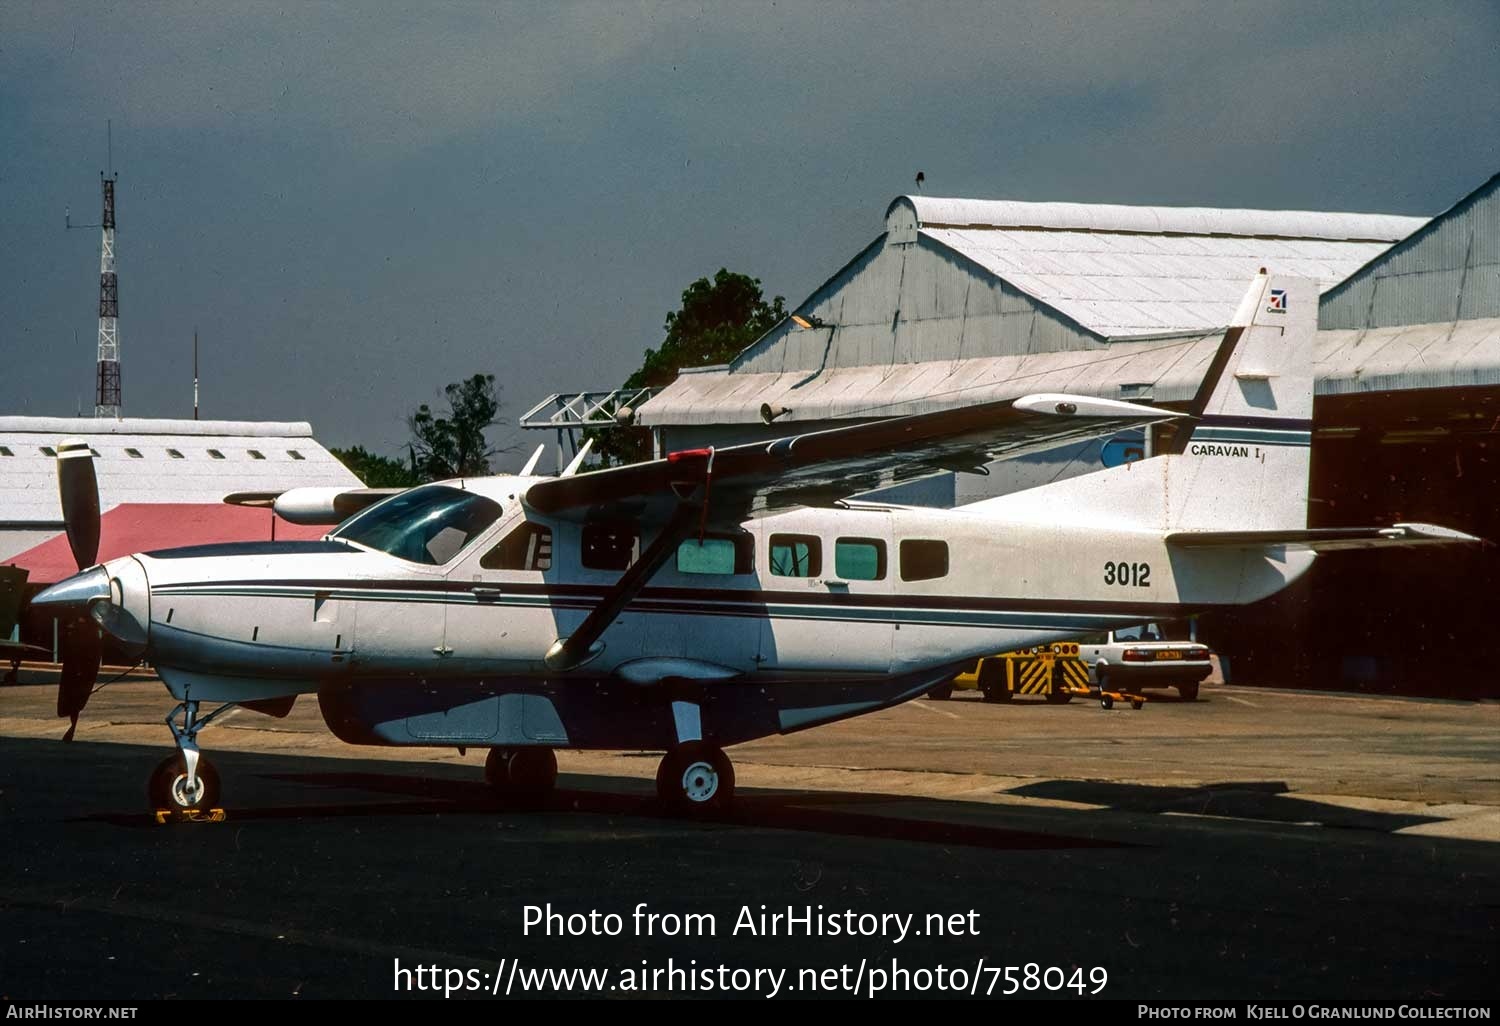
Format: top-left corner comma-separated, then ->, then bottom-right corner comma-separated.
634,173 -> 1500,693
1,416 -> 358,585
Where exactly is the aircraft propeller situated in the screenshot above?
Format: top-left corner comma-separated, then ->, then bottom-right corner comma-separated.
53,440 -> 104,741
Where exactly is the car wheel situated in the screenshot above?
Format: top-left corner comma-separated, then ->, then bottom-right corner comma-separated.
1177,682 -> 1200,702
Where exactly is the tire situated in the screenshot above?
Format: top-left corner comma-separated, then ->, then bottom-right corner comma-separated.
148,753 -> 221,810
507,748 -> 558,796
977,661 -> 1011,703
1045,681 -> 1073,704
927,680 -> 955,701
486,748 -> 557,799
484,748 -> 512,791
1176,682 -> 1200,702
656,743 -> 735,814
1100,695 -> 1114,710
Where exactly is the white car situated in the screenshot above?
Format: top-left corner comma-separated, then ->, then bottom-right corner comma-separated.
1077,623 -> 1212,701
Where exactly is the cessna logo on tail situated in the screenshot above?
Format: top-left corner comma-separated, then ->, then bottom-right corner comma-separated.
1266,288 -> 1287,314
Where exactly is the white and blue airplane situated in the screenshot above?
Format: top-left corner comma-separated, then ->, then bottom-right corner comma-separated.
33,273 -> 1478,814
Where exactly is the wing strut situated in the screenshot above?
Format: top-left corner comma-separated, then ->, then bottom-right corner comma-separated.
543,504 -> 699,671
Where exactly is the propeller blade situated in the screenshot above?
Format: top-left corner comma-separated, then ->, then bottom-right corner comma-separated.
56,619 -> 102,742
56,440 -> 101,571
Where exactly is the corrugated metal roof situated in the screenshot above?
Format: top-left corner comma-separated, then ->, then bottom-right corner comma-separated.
0,416 -> 315,437
897,196 -> 1425,242
0,416 -> 360,530
912,203 -> 1422,337
641,318 -> 1500,427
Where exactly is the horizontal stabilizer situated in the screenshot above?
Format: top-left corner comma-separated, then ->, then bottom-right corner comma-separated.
1165,522 -> 1482,552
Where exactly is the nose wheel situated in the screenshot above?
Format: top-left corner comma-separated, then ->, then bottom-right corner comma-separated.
656,742 -> 734,814
149,751 -> 221,810
151,699 -> 234,812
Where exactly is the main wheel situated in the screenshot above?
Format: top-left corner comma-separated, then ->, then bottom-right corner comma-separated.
656,743 -> 734,814
148,753 -> 221,811
485,748 -> 557,799
507,748 -> 558,795
484,748 -> 512,791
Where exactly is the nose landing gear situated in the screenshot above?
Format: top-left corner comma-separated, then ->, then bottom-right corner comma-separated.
149,699 -> 232,812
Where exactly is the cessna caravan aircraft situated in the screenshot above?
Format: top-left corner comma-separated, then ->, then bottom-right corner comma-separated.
33,273 -> 1478,813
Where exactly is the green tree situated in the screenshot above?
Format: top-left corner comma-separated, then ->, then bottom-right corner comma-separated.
329,445 -> 417,488
591,269 -> 786,465
408,373 -> 514,481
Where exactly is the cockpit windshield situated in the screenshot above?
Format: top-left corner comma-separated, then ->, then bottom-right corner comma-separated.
330,485 -> 503,565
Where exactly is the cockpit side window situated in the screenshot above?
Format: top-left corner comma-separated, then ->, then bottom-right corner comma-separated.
481,521 -> 553,571
330,485 -> 504,566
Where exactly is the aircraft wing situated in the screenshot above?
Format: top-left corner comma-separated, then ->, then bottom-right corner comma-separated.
1165,523 -> 1483,552
523,393 -> 1183,524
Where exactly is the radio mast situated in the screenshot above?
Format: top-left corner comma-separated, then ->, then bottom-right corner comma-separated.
95,122 -> 121,418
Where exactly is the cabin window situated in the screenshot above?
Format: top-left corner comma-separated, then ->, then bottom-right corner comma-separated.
167,448 -> 184,459
835,538 -> 886,581
207,448 -> 225,460
582,522 -> 639,571
481,522 -> 552,571
899,539 -> 949,582
39,446 -> 56,457
769,534 -> 821,577
676,534 -> 753,575
125,447 -> 143,458
248,449 -> 265,460
287,449 -> 305,460
0,446 -> 12,456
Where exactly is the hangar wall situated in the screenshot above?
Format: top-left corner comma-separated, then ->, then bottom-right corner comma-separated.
634,182 -> 1500,695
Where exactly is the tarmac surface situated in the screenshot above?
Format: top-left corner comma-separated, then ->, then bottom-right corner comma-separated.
1,670 -> 1496,1001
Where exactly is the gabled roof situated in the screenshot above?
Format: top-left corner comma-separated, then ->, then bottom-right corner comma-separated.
0,416 -> 360,527
890,196 -> 1426,337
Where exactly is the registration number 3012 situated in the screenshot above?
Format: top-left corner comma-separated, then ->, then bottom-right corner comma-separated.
1103,561 -> 1151,587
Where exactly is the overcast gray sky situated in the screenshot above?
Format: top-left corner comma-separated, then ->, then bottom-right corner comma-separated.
3,1 -> 1497,462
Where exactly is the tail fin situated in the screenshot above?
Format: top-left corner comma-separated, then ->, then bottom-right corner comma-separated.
962,271 -> 1315,534
1168,270 -> 1315,531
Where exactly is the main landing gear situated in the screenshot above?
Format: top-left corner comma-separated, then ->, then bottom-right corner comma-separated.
484,747 -> 559,802
655,742 -> 735,814
148,700 -> 233,811
653,695 -> 734,813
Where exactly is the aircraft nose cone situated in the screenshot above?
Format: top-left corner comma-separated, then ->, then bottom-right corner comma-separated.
30,566 -> 111,612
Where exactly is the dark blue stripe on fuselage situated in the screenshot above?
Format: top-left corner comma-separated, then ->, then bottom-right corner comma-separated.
145,540 -> 356,559
1195,414 -> 1313,432
153,575 -> 1222,618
